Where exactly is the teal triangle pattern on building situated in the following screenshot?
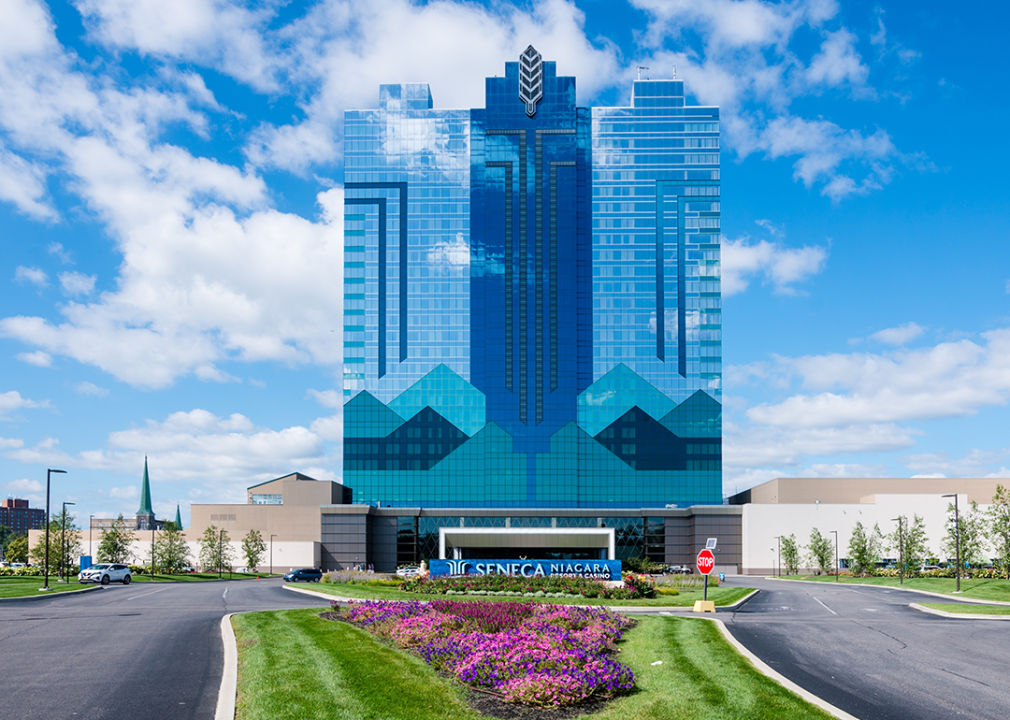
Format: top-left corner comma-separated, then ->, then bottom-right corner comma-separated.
138,455 -> 153,516
661,390 -> 722,438
388,364 -> 486,437
343,391 -> 405,438
577,364 -> 677,437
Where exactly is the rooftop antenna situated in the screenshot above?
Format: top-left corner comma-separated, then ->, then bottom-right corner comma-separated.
637,66 -> 649,80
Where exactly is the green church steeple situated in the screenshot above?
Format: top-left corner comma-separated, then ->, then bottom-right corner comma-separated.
174,504 -> 183,530
138,455 -> 153,516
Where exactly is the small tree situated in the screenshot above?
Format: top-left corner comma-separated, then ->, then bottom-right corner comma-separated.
890,514 -> 930,573
942,501 -> 986,567
96,515 -> 137,564
6,534 -> 28,563
198,525 -> 234,572
154,521 -> 191,573
241,529 -> 267,571
806,528 -> 834,575
779,534 -> 800,575
987,484 -> 1010,579
0,524 -> 11,560
29,508 -> 82,575
847,522 -> 884,576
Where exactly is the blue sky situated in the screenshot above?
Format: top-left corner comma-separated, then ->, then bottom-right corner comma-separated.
2,0 -> 1009,525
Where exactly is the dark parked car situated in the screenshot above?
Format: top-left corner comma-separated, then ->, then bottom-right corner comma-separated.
283,568 -> 323,583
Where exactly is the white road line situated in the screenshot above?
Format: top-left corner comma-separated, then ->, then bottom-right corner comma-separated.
127,587 -> 171,601
814,596 -> 837,615
223,587 -> 228,600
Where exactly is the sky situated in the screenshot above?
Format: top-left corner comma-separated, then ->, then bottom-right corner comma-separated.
2,0 -> 1009,527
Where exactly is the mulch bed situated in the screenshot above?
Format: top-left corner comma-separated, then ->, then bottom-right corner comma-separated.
319,611 -> 618,719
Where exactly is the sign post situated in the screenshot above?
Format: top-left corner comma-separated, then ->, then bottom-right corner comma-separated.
697,548 -> 715,601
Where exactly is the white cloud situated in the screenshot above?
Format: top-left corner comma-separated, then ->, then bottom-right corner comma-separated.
0,141 -> 56,219
724,420 -> 918,468
902,449 -> 1010,479
307,389 -> 343,409
805,28 -> 871,93
109,485 -> 138,499
0,390 -> 48,418
722,236 -> 828,296
14,266 -> 48,287
58,271 -> 97,296
48,242 -> 73,264
869,322 -> 924,346
75,381 -> 109,396
0,437 -> 25,449
4,478 -> 43,496
17,351 -> 52,367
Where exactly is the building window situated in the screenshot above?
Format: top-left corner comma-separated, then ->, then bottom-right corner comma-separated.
251,494 -> 283,505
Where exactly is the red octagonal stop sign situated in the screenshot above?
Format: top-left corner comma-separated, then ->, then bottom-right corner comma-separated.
697,549 -> 715,575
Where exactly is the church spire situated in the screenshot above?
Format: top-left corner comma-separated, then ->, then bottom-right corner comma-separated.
174,504 -> 183,530
138,455 -> 153,516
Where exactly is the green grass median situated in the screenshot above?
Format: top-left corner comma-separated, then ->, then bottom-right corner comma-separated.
919,602 -> 1010,616
0,578 -> 94,598
780,575 -> 1010,603
298,581 -> 754,607
233,609 -> 835,720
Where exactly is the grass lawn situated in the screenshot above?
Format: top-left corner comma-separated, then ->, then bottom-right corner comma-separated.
919,602 -> 1010,616
780,575 -> 1010,603
300,582 -> 754,607
233,609 -> 836,720
0,577 -> 95,598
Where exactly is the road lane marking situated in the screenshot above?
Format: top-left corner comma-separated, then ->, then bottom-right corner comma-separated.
814,597 -> 837,615
223,587 -> 228,600
127,587 -> 171,601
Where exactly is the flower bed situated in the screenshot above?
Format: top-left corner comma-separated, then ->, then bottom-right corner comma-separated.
401,572 -> 656,599
337,599 -> 636,707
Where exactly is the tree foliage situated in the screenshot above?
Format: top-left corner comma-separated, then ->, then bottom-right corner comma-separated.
780,534 -> 800,575
847,521 -> 884,576
198,525 -> 234,572
96,515 -> 136,564
29,508 -> 82,574
241,529 -> 267,571
806,528 -> 834,575
987,484 -> 1010,579
154,521 -> 191,573
890,514 -> 930,572
942,501 -> 987,567
6,534 -> 28,563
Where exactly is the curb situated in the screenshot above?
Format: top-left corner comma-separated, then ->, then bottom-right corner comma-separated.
763,577 -> 1010,606
909,602 -> 1010,620
281,583 -> 761,612
216,613 -> 238,720
704,616 -> 860,720
0,585 -> 103,602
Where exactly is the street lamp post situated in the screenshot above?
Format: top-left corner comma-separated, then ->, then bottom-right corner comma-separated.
89,515 -> 94,560
942,494 -> 962,593
773,536 -> 781,577
270,534 -> 276,576
891,517 -> 904,585
61,501 -> 75,583
151,525 -> 156,582
218,529 -> 224,580
830,530 -> 838,581
42,469 -> 66,591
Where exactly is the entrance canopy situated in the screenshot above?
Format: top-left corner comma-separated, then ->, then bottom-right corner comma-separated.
439,527 -> 616,560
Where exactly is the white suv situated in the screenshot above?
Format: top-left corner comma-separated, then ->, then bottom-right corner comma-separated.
79,563 -> 132,585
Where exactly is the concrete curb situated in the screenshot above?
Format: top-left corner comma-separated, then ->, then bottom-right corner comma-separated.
909,602 -> 1010,620
703,617 -> 860,720
215,613 -> 238,720
0,584 -> 103,602
281,583 -> 761,612
764,577 -> 1010,606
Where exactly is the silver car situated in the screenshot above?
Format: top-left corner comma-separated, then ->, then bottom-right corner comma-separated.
79,563 -> 132,585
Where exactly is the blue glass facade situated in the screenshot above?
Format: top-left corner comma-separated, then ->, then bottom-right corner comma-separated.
343,52 -> 721,508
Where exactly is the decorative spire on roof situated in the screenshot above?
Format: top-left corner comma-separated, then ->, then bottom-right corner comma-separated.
138,455 -> 153,516
174,504 -> 183,530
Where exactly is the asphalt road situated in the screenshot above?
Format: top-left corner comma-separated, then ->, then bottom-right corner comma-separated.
0,579 -> 327,720
721,577 -> 1010,720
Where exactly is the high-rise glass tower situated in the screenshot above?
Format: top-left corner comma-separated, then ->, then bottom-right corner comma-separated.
343,49 -> 721,508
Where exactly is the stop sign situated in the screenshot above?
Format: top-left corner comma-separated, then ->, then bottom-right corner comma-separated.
697,549 -> 715,575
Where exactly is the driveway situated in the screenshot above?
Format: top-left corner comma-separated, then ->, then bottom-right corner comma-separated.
0,578 -> 326,720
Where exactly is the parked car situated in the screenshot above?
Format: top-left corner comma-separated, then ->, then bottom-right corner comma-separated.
395,565 -> 421,578
662,564 -> 693,575
79,563 -> 132,585
283,568 -> 323,583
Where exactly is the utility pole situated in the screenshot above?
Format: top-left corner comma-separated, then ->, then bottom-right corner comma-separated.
42,469 -> 66,592
61,502 -> 75,583
830,530 -> 838,581
942,494 -> 962,593
891,517 -> 904,585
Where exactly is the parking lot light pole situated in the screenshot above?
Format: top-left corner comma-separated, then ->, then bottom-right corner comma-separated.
830,530 -> 838,581
942,494 -> 962,593
42,469 -> 67,591
270,534 -> 276,576
218,529 -> 223,580
61,502 -> 75,583
773,536 -> 781,577
88,515 -> 94,559
891,517 -> 904,585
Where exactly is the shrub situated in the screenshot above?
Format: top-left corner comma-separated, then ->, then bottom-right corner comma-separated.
402,572 -> 655,599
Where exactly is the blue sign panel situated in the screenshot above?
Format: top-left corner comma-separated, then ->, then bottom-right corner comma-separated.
429,559 -> 621,581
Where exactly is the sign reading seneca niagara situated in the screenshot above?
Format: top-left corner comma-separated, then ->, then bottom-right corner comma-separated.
429,559 -> 621,581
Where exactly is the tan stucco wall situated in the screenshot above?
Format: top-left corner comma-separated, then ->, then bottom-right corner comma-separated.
190,504 -> 322,542
750,477 -> 1005,506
